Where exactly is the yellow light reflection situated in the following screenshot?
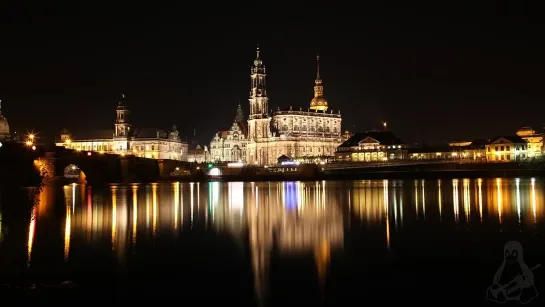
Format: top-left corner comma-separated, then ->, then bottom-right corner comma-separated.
111,186 -> 117,251
421,179 -> 426,218
516,178 -> 521,224
438,180 -> 442,220
478,179 -> 483,222
64,202 -> 71,262
453,179 -> 459,223
393,183 -> 398,229
174,182 -> 180,230
496,178 -> 502,224
531,178 -> 537,223
414,180 -> 419,217
152,184 -> 157,236
27,206 -> 36,267
384,180 -> 390,250
463,179 -> 470,221
132,185 -> 138,244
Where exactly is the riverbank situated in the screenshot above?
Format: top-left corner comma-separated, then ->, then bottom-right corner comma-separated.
158,162 -> 545,183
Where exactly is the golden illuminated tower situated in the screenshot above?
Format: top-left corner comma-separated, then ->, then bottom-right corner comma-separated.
310,55 -> 328,111
247,45 -> 271,141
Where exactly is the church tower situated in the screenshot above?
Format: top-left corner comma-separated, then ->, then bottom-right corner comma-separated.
247,45 -> 272,140
115,93 -> 131,137
310,55 -> 329,111
113,94 -> 132,153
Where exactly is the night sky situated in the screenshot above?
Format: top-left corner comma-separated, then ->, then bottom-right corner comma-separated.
1,3 -> 544,145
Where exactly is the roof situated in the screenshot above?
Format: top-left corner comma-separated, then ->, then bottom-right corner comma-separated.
338,131 -> 405,148
132,128 -> 168,139
490,135 -> 527,144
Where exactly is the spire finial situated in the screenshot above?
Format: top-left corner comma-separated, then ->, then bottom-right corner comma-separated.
256,44 -> 260,59
316,55 -> 321,80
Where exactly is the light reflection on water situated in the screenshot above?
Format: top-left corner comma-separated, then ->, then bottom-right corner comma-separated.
2,178 -> 544,303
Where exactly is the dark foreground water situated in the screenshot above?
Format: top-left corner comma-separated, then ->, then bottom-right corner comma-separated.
1,178 -> 544,306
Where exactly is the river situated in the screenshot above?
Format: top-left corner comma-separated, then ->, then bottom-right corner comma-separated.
1,178 -> 544,305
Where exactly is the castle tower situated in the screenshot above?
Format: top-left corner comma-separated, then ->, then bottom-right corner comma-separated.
310,55 -> 329,111
235,102 -> 244,123
247,45 -> 272,140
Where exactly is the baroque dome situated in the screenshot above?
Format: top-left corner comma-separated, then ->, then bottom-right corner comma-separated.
310,97 -> 328,111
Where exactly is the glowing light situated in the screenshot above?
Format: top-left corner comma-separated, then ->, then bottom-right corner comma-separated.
209,167 -> 221,176
227,162 -> 244,168
516,178 -> 521,224
152,184 -> 157,236
132,185 -> 138,245
281,161 -> 300,166
87,152 -> 91,156
496,178 -> 502,224
31,145 -> 36,150
453,179 -> 459,223
111,187 -> 117,251
65,139 -> 71,144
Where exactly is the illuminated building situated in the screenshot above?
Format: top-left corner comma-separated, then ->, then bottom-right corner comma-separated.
485,135 -> 528,162
245,47 -> 343,165
210,104 -> 249,162
0,100 -> 11,141
56,95 -> 188,160
516,127 -> 543,158
187,144 -> 211,163
334,131 -> 408,162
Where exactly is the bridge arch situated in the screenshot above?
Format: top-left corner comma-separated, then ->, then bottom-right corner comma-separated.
64,164 -> 87,183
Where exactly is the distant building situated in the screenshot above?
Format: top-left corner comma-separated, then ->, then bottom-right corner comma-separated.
0,100 -> 11,141
334,131 -> 408,162
516,127 -> 543,158
210,104 -> 249,162
485,136 -> 528,162
187,144 -> 211,163
56,95 -> 188,161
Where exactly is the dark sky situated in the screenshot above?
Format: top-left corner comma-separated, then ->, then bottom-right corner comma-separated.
1,2 -> 544,145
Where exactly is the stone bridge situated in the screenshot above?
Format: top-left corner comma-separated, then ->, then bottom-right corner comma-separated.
35,147 -> 188,184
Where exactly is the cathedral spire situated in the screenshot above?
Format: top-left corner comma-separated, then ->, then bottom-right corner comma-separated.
235,102 -> 244,122
316,55 -> 321,83
310,55 -> 328,111
253,44 -> 263,67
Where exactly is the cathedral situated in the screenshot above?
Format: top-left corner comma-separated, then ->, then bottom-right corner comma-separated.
245,47 -> 343,165
210,47 -> 343,165
56,95 -> 188,161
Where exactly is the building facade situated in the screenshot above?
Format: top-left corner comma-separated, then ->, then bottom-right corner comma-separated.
516,127 -> 543,158
210,104 -> 249,162
56,95 -> 188,161
0,100 -> 11,141
187,144 -> 211,163
245,48 -> 343,165
485,136 -> 528,162
335,131 -> 408,162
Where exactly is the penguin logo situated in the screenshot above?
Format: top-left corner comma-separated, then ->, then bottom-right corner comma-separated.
486,241 -> 540,304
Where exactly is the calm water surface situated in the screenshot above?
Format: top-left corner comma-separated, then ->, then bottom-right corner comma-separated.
1,178 -> 544,305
